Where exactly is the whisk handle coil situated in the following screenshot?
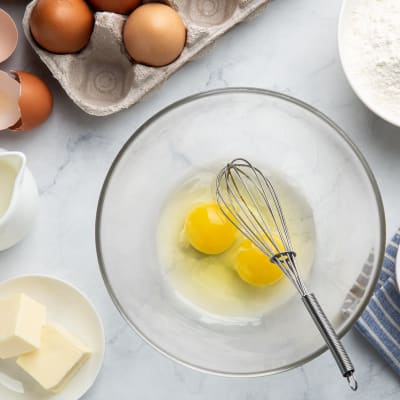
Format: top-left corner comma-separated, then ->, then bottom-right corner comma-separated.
302,293 -> 357,391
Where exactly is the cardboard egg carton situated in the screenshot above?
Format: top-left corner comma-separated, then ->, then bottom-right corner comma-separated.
23,0 -> 269,116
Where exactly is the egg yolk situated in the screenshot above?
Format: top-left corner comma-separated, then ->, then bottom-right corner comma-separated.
236,239 -> 284,286
185,203 -> 237,255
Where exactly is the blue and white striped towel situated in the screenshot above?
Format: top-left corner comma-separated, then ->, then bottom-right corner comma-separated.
355,230 -> 400,375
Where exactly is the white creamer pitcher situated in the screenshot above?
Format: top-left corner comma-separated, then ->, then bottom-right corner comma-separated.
0,149 -> 39,251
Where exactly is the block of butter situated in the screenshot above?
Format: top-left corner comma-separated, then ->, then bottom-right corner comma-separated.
0,293 -> 46,359
17,324 -> 91,393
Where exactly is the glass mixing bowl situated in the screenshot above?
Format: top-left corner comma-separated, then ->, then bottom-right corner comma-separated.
96,88 -> 385,376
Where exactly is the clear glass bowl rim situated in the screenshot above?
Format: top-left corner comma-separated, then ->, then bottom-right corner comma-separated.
96,87 -> 386,377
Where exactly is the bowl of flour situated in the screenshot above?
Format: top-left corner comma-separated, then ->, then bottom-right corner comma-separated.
339,0 -> 400,126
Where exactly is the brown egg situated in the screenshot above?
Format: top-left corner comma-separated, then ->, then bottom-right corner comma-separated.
87,0 -> 141,14
10,71 -> 53,132
123,3 -> 186,67
30,0 -> 94,54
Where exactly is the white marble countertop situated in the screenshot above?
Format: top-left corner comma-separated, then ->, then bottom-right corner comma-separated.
1,0 -> 400,398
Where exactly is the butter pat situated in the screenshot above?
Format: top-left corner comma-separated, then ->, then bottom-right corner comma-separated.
0,293 -> 46,359
17,324 -> 91,393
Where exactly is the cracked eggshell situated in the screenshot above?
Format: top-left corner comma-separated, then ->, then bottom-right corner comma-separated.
0,9 -> 18,63
23,0 -> 270,116
0,70 -> 21,131
10,71 -> 53,132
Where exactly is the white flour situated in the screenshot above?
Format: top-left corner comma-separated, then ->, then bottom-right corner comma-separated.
344,0 -> 400,119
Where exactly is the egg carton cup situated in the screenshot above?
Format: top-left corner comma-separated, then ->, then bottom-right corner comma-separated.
23,0 -> 269,116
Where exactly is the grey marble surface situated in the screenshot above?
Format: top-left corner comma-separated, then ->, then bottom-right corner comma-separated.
1,0 -> 400,398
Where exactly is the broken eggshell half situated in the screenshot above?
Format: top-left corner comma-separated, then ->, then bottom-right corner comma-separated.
0,10 -> 53,132
0,9 -> 18,63
0,70 -> 53,132
10,70 -> 53,132
0,70 -> 21,130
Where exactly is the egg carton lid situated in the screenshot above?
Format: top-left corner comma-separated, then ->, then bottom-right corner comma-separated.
23,0 -> 270,116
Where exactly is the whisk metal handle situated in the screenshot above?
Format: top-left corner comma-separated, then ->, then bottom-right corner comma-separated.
302,293 -> 357,391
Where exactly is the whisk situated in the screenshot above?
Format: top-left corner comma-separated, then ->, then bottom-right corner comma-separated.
216,158 -> 357,390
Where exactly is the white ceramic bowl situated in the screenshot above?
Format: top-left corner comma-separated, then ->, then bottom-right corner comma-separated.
338,0 -> 400,127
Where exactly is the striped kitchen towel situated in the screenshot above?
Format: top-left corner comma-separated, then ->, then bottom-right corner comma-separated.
351,230 -> 400,375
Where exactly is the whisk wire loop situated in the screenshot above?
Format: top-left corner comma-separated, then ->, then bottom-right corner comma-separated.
226,166 -> 277,254
216,158 -> 305,291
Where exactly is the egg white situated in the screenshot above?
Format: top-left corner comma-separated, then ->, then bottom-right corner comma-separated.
157,169 -> 316,325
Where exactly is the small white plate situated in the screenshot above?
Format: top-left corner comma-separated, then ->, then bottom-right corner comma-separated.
0,275 -> 105,400
338,0 -> 400,127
